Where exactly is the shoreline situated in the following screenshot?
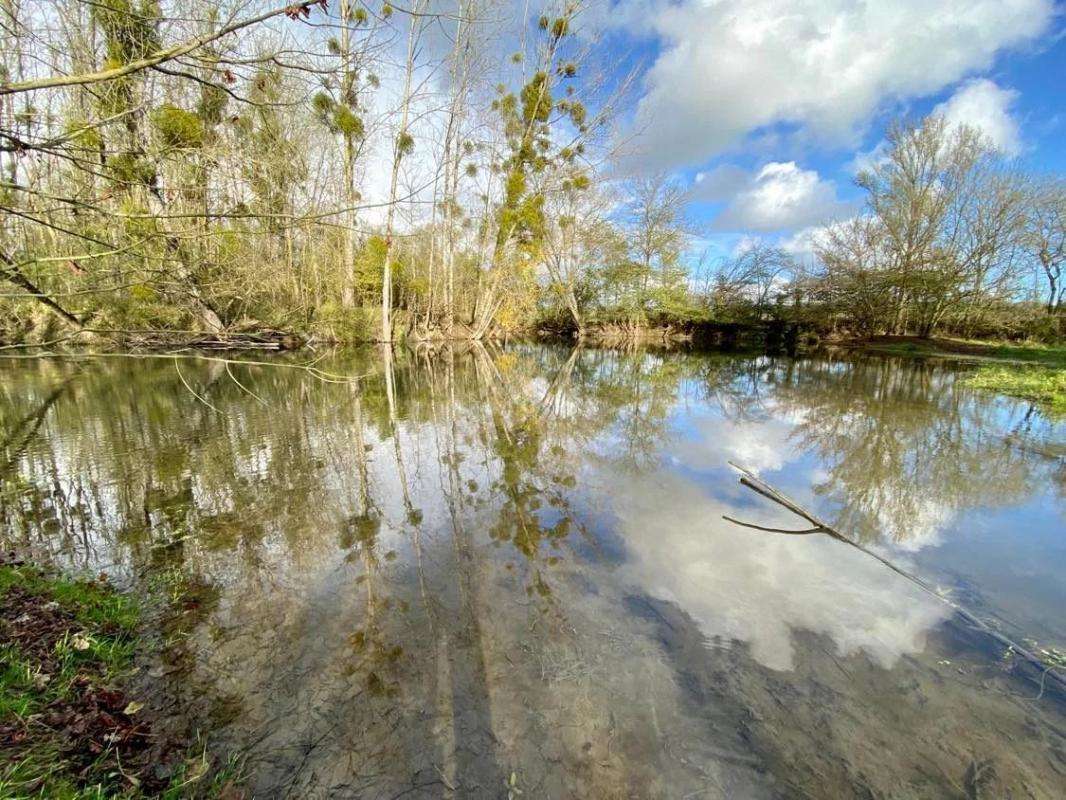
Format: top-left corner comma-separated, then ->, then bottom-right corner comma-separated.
0,556 -> 243,798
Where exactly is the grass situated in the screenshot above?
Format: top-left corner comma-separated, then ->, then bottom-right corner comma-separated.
0,562 -> 243,799
963,365 -> 1066,414
858,336 -> 1066,367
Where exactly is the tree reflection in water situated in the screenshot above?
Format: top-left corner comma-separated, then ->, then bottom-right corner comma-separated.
1,345 -> 1063,798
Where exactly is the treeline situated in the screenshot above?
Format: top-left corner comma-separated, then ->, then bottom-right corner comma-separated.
1,2 -> 1063,347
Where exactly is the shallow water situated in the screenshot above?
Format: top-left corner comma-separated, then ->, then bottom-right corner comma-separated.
2,345 -> 1064,798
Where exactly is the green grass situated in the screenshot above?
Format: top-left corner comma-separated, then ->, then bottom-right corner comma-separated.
859,336 -> 1066,367
964,365 -> 1066,414
0,563 -> 243,798
0,565 -> 140,635
0,565 -> 140,798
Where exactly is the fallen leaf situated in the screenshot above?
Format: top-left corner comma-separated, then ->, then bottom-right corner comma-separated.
71,633 -> 92,651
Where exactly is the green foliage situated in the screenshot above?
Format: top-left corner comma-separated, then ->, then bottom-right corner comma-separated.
520,71 -> 552,124
313,92 -> 365,139
91,0 -> 161,66
197,83 -> 228,126
396,130 -> 415,158
240,69 -> 306,218
313,302 -> 377,341
567,100 -> 586,126
356,235 -> 389,294
151,104 -> 205,149
312,90 -> 334,116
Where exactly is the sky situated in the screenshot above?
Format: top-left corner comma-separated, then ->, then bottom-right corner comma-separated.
583,0 -> 1066,262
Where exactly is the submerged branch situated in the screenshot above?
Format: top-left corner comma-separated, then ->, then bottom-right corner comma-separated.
724,462 -> 1066,695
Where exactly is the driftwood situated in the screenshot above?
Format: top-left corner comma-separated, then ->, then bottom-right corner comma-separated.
724,462 -> 1066,696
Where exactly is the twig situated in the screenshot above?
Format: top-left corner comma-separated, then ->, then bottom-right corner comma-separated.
724,462 -> 1066,695
174,362 -> 221,413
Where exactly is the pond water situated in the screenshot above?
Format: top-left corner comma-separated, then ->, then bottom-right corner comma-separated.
2,345 -> 1064,798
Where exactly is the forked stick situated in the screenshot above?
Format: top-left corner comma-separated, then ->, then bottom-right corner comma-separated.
724,462 -> 1065,696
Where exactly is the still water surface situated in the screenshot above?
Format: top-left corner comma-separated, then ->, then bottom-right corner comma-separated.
2,345 -> 1064,798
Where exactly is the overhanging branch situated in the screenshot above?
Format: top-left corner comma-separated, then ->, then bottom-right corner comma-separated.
0,2 -> 327,97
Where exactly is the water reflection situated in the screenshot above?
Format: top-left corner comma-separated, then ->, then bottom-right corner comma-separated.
1,346 -> 1064,797
611,470 -> 950,672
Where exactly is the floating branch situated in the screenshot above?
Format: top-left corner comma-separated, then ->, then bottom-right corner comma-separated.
724,461 -> 1066,696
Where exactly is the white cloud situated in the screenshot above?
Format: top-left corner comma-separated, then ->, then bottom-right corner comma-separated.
618,0 -> 1052,170
614,470 -> 949,672
780,219 -> 850,259
708,161 -> 853,232
933,78 -> 1023,155
673,411 -> 799,473
692,164 -> 750,201
848,140 -> 891,175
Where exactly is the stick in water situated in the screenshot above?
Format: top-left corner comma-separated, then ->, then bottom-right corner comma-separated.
723,462 -> 1065,696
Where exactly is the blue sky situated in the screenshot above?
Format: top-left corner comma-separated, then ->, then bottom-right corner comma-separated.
583,0 -> 1066,261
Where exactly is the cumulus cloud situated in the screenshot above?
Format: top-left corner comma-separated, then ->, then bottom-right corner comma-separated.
933,78 -> 1023,155
703,162 -> 854,232
691,164 -> 750,202
619,0 -> 1052,171
780,220 -> 848,259
614,470 -> 949,671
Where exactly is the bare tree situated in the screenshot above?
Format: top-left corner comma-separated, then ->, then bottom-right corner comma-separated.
1021,176 -> 1066,313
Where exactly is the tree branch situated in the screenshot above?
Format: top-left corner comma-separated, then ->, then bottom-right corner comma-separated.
0,3 -> 326,97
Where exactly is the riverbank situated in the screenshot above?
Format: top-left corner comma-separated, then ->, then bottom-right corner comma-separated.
851,335 -> 1066,367
0,557 -> 241,798
845,336 -> 1066,413
964,366 -> 1066,414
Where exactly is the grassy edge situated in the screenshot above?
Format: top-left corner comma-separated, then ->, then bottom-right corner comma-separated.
0,562 -> 243,799
854,336 -> 1066,368
962,365 -> 1066,415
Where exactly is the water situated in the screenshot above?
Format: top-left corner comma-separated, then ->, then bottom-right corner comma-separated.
2,345 -> 1064,798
